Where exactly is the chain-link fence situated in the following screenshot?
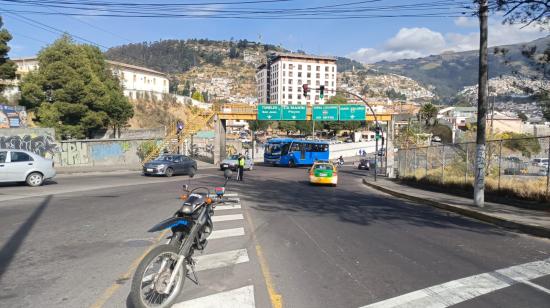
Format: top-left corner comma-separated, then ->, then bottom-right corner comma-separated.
396,136 -> 550,202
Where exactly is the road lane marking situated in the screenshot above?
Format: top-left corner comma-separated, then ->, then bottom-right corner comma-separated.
242,201 -> 283,308
521,280 -> 550,295
360,257 -> 550,308
216,204 -> 242,210
89,230 -> 169,308
212,214 -> 244,222
194,249 -> 249,272
172,285 -> 255,308
0,174 -> 216,203
210,227 -> 245,240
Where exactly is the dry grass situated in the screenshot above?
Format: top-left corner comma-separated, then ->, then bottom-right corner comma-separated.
400,170 -> 549,205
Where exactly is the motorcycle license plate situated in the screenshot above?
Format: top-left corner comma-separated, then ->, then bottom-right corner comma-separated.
222,164 -> 228,168
147,168 -> 153,172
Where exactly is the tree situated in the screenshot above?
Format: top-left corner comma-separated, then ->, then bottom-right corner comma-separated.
20,35 -> 133,139
201,91 -> 209,103
492,0 -> 550,29
0,17 -> 17,103
278,121 -> 296,135
248,120 -> 270,132
327,95 -> 348,104
419,103 -> 438,126
191,90 -> 204,102
498,132 -> 541,158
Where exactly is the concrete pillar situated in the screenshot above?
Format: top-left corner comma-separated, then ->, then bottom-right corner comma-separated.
214,115 -> 227,164
386,117 -> 396,178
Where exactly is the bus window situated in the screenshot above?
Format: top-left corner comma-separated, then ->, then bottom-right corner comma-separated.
290,142 -> 300,152
281,143 -> 290,156
266,143 -> 281,155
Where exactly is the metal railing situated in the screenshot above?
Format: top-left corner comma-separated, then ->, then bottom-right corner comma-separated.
395,136 -> 550,202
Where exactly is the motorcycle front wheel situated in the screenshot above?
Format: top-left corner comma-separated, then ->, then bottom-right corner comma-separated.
130,244 -> 186,308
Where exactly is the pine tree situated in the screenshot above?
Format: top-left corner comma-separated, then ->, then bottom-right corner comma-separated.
20,35 -> 133,139
0,16 -> 17,103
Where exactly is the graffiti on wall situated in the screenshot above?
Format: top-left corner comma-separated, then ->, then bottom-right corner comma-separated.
0,105 -> 27,128
60,142 -> 89,165
0,135 -> 59,158
90,142 -> 130,161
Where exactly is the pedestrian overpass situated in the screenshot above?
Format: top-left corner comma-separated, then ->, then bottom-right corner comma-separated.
144,103 -> 405,165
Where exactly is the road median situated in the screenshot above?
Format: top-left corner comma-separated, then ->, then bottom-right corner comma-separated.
363,177 -> 550,239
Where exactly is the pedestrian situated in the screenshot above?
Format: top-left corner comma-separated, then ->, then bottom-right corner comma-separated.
237,154 -> 245,181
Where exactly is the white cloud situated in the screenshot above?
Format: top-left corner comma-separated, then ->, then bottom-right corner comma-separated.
348,18 -> 549,63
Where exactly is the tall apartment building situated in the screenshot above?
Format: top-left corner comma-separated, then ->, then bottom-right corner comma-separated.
256,53 -> 337,105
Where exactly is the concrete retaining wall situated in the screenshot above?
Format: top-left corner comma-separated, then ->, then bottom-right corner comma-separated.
329,141 -> 377,159
1,128 -> 158,167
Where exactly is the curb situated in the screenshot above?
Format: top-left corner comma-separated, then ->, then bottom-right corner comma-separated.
362,178 -> 550,239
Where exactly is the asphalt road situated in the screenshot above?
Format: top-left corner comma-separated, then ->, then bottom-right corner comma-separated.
0,165 -> 549,307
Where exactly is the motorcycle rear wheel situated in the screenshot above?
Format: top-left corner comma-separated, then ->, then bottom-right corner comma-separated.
130,244 -> 186,308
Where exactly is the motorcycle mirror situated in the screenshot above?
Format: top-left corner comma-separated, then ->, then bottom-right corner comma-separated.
224,169 -> 233,180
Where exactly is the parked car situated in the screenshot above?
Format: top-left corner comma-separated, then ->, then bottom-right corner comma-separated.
219,154 -> 253,171
143,154 -> 197,177
504,167 -> 522,175
532,158 -> 549,167
357,159 -> 370,170
0,149 -> 56,186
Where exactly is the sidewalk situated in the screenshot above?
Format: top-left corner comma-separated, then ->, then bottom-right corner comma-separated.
363,177 -> 550,239
56,160 -> 217,175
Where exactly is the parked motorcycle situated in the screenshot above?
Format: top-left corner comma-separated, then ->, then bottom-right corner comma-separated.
129,169 -> 234,308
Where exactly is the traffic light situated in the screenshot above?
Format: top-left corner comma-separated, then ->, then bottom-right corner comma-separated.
319,85 -> 325,99
302,84 -> 309,97
374,126 -> 381,141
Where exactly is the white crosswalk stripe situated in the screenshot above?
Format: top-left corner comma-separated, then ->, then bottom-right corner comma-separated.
210,227 -> 245,240
215,204 -> 242,210
194,249 -> 249,272
172,285 -> 255,308
212,214 -> 244,222
171,193 -> 257,307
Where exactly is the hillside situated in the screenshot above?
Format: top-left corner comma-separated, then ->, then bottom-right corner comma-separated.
105,39 -> 366,101
371,36 -> 550,99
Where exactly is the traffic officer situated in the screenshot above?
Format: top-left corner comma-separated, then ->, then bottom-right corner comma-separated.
237,154 -> 245,181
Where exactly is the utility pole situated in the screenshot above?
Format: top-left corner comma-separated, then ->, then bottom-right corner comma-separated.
474,0 -> 489,207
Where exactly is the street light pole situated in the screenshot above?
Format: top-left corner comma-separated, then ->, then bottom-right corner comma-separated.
318,87 -> 381,181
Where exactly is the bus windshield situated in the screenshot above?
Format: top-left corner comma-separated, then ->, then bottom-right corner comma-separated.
266,143 -> 282,155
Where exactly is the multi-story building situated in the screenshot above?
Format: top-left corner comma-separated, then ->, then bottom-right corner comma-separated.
255,64 -> 269,104
108,60 -> 169,99
257,53 -> 337,105
6,57 -> 170,100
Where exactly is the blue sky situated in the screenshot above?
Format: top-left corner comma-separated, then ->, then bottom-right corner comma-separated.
2,0 -> 548,63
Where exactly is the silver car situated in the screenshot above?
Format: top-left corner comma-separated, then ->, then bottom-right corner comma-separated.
0,149 -> 56,186
219,154 -> 253,171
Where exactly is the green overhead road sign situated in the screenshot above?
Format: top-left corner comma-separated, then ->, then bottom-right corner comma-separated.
258,104 -> 282,120
339,104 -> 366,121
282,105 -> 307,120
312,105 -> 339,121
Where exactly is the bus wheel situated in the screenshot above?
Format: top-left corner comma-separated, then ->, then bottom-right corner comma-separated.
289,160 -> 296,168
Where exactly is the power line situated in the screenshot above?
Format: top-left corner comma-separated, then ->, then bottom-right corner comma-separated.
2,10 -> 109,48
0,0 -> 471,19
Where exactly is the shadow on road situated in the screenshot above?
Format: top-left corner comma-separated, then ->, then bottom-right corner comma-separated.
237,167 -> 506,236
0,195 -> 52,281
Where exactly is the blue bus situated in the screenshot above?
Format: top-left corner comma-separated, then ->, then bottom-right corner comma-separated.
264,138 -> 330,167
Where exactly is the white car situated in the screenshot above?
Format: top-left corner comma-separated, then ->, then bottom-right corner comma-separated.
0,149 -> 56,186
